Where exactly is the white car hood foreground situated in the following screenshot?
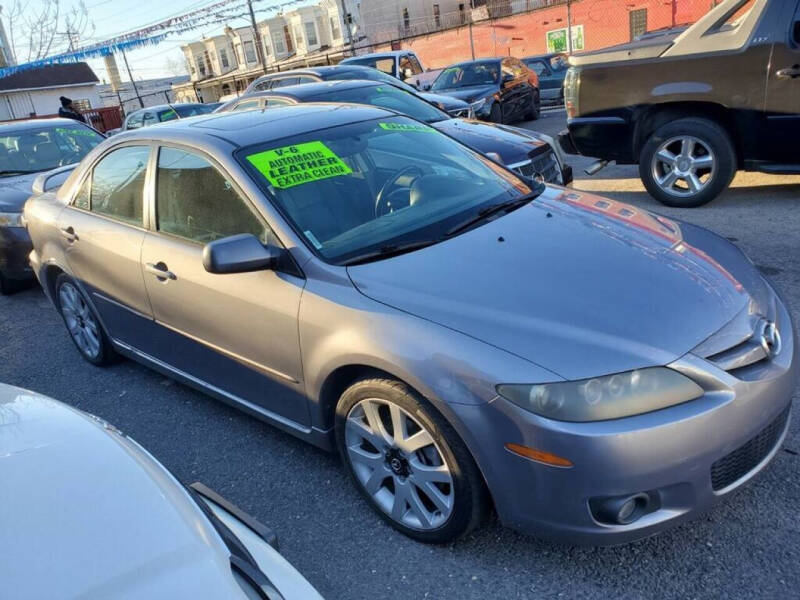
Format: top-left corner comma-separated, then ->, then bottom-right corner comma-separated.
349,188 -> 773,381
0,384 -> 322,600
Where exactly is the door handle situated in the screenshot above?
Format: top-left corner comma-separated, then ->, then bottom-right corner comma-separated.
60,226 -> 78,242
145,262 -> 176,281
776,65 -> 800,79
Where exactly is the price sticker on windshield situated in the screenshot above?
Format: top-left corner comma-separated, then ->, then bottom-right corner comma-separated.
378,122 -> 435,133
246,141 -> 352,189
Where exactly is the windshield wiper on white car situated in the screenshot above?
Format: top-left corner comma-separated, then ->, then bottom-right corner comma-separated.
444,191 -> 540,238
341,239 -> 441,266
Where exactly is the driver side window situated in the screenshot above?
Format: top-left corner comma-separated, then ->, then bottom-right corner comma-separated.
155,146 -> 270,245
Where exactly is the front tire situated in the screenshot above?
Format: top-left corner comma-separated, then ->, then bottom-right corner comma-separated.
525,90 -> 540,121
639,117 -> 736,208
489,103 -> 503,124
335,377 -> 488,543
55,274 -> 118,366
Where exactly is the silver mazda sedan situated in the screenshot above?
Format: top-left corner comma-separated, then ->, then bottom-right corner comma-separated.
24,105 -> 797,545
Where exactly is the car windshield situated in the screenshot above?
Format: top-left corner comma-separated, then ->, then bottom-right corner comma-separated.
0,124 -> 103,175
431,62 -> 500,90
307,85 -> 449,124
173,104 -> 216,118
343,56 -> 396,75
328,68 -> 418,94
237,115 -> 535,265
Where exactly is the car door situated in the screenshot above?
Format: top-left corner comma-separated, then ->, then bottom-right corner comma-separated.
764,0 -> 800,164
139,145 -> 310,426
58,144 -> 155,348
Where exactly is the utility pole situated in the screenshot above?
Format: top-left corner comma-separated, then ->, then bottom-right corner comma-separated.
120,50 -> 144,109
339,0 -> 355,55
566,0 -> 573,54
468,0 -> 475,60
247,0 -> 268,74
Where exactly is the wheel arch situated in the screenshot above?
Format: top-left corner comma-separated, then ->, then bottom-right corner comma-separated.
634,102 -> 742,168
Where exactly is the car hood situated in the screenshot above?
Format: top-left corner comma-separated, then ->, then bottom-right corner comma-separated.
433,119 -> 548,165
428,84 -> 497,103
418,91 -> 469,111
348,188 -> 772,381
0,172 -> 38,212
0,384 -> 245,600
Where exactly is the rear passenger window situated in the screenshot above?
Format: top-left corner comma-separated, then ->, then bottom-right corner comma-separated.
90,146 -> 149,226
156,147 -> 269,244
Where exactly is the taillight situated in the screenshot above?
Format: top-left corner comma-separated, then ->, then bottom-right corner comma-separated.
564,67 -> 580,118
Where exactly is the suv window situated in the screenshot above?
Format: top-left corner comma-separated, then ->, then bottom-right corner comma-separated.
527,60 -> 549,77
156,147 -> 269,244
89,145 -> 149,226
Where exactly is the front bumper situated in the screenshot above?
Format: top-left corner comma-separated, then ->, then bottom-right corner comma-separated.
0,226 -> 34,280
559,116 -> 636,163
451,300 -> 797,545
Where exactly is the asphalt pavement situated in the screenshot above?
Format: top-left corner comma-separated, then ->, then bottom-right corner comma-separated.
1,110 -> 798,600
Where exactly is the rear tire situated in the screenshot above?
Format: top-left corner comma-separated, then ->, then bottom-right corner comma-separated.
55,273 -> 118,366
639,117 -> 736,208
525,91 -> 540,121
335,377 -> 488,544
489,103 -> 503,124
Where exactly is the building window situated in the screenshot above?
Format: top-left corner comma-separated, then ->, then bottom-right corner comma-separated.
243,40 -> 257,63
195,55 -> 206,76
403,8 -> 410,30
274,31 -> 286,53
304,21 -> 318,46
434,4 -> 441,28
72,99 -> 91,111
219,48 -> 229,68
330,16 -> 341,39
629,8 -> 648,41
284,25 -> 294,52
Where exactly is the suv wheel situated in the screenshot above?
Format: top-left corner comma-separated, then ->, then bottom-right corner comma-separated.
335,378 -> 487,543
489,103 -> 503,124
525,91 -> 541,121
639,117 -> 736,208
55,274 -> 118,365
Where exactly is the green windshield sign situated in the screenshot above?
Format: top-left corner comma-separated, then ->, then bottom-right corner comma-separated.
246,141 -> 352,189
55,127 -> 97,137
378,122 -> 435,133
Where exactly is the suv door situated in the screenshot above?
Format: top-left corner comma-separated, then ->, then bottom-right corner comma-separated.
140,145 -> 309,426
764,1 -> 800,164
58,144 -> 154,347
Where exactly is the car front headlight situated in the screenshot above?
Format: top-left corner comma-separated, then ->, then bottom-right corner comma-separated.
496,367 -> 704,422
470,97 -> 487,112
0,211 -> 23,227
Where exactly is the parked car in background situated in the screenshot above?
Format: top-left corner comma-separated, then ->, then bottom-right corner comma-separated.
559,0 -> 799,207
107,102 -> 217,135
427,57 -> 540,123
25,105 -> 796,545
0,383 -> 324,599
240,65 -> 473,118
522,52 -> 569,105
217,79 -> 571,185
340,50 -> 426,86
0,118 -> 104,294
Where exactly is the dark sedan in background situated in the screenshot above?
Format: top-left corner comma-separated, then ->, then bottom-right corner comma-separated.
0,118 -> 104,293
426,57 -> 540,123
240,65 -> 473,119
217,79 -> 571,185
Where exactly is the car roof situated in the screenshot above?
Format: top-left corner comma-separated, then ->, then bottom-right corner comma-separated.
247,79 -> 380,100
254,64 -> 380,80
0,117 -> 91,132
116,102 -> 395,149
342,50 -> 410,59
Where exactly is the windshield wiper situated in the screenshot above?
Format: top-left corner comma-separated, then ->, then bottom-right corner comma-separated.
341,239 -> 441,266
444,191 -> 540,238
0,169 -> 41,176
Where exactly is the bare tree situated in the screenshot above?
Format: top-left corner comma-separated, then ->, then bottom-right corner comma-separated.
2,0 -> 95,63
165,55 -> 188,78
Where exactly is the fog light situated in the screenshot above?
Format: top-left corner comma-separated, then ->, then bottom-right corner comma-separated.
591,492 -> 652,525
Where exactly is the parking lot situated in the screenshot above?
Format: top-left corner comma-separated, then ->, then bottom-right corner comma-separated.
1,109 -> 798,600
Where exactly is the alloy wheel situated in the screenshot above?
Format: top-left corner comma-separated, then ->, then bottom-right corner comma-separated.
650,135 -> 716,198
59,282 -> 101,359
345,398 -> 454,531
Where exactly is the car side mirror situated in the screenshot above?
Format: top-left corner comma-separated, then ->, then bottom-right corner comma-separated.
202,233 -> 278,274
421,82 -> 432,91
